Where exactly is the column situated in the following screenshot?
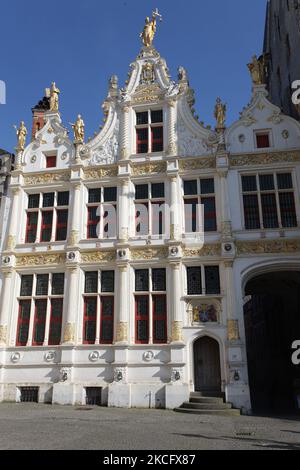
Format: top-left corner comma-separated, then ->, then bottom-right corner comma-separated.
170,263 -> 183,343
118,180 -> 129,242
167,100 -> 177,156
169,176 -> 179,240
120,106 -> 130,160
224,261 -> 240,341
115,265 -> 129,344
6,187 -> 20,251
218,169 -> 232,238
0,271 -> 13,346
63,267 -> 78,344
68,183 -> 81,246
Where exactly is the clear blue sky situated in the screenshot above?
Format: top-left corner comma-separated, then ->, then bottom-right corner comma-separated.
0,0 -> 267,152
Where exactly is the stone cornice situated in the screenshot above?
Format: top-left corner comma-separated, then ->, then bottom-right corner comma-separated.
230,150 -> 300,167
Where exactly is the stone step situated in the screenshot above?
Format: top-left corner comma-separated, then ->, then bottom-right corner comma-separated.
174,407 -> 241,416
181,401 -> 233,410
190,397 -> 224,404
190,391 -> 224,398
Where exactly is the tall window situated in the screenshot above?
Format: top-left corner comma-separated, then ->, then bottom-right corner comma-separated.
134,268 -> 167,344
25,192 -> 69,243
134,183 -> 165,236
186,266 -> 220,295
136,109 -> 164,154
87,187 -> 117,239
16,273 -> 64,346
242,173 -> 297,229
83,271 -> 114,344
183,179 -> 217,232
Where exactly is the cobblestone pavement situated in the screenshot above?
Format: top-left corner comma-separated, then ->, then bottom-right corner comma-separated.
0,404 -> 299,450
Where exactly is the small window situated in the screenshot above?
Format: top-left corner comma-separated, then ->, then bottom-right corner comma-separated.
86,387 -> 102,406
151,127 -> 163,152
184,180 -> 198,196
136,111 -> 148,125
205,266 -> 220,295
42,193 -> 55,208
136,128 -> 148,154
152,269 -> 166,292
151,110 -> 163,123
28,194 -> 40,209
57,191 -> 69,206
242,176 -> 257,192
135,184 -> 149,200
101,271 -> 115,293
46,155 -> 56,168
151,183 -> 165,199
200,179 -> 214,194
103,187 -> 117,202
36,274 -> 49,296
20,275 -> 33,297
277,173 -> 293,190
259,174 -> 274,191
88,189 -> 101,203
135,269 -> 149,292
187,267 -> 202,295
85,272 -> 98,293
52,273 -> 65,295
256,133 -> 270,149
20,387 -> 39,403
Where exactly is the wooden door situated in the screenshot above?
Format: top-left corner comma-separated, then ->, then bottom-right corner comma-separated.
194,336 -> 221,392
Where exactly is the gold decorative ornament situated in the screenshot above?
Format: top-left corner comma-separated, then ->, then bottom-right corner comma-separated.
171,321 -> 183,342
48,82 -> 60,111
14,121 -> 27,151
230,151 -> 300,167
214,97 -> 226,130
236,239 -> 300,255
84,167 -> 118,180
247,54 -> 267,85
16,254 -> 65,267
132,83 -> 163,104
179,158 -> 215,171
131,162 -> 166,176
63,322 -> 75,343
81,251 -> 115,263
24,172 -> 70,186
131,247 -> 168,260
115,322 -> 128,343
183,244 -> 221,258
71,115 -> 85,144
0,325 -> 7,345
227,319 -> 240,341
140,8 -> 162,48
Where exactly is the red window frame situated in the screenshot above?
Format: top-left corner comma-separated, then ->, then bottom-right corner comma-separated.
136,128 -> 148,154
152,294 -> 167,344
32,299 -> 47,346
83,297 -> 97,344
100,296 -> 114,344
55,209 -> 68,241
48,298 -> 63,346
16,300 -> 31,346
40,210 -> 53,242
135,295 -> 149,344
25,211 -> 38,243
46,155 -> 57,168
151,126 -> 163,152
256,134 -> 270,149
87,206 -> 100,239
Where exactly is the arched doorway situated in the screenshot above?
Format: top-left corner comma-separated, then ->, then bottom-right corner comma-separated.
244,271 -> 300,413
193,336 -> 221,393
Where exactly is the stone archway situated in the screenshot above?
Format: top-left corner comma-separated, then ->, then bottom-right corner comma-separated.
244,270 -> 300,412
193,336 -> 221,393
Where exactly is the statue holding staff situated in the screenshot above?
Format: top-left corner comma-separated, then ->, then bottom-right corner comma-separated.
140,8 -> 162,48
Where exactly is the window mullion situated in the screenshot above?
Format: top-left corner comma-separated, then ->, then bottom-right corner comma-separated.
274,174 -> 283,228
36,208 -> 42,243
201,265 -> 205,295
27,276 -> 37,346
257,175 -> 264,229
43,297 -> 51,346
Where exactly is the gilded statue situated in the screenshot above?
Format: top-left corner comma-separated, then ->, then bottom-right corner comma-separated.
247,55 -> 267,85
140,8 -> 162,48
49,82 -> 60,111
71,114 -> 85,143
214,97 -> 226,129
15,121 -> 27,151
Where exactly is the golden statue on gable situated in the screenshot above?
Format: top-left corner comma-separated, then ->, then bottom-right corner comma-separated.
214,97 -> 226,129
140,8 -> 162,48
47,82 -> 60,111
71,114 -> 85,144
247,54 -> 267,86
15,121 -> 27,151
